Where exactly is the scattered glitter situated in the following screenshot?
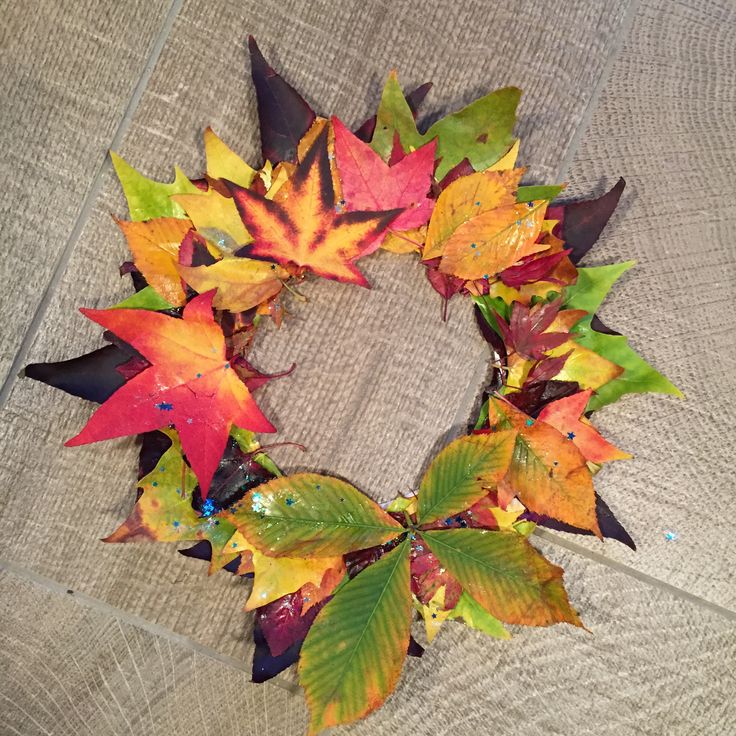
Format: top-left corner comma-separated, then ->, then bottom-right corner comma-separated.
664,530 -> 678,542
155,402 -> 173,411
196,373 -> 202,378
285,497 -> 296,506
525,418 -> 534,427
567,431 -> 576,440
186,418 -> 193,424
152,481 -> 158,487
431,612 -> 437,619
201,498 -> 216,517
172,520 -> 180,527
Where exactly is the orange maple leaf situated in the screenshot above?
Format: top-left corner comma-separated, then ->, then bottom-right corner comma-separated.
229,126 -> 402,287
538,389 -> 632,464
65,291 -> 275,496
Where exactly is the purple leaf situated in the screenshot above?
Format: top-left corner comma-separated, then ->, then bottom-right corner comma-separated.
247,36 -> 316,165
24,344 -> 136,404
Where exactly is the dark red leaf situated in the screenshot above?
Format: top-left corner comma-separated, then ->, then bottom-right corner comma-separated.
525,350 -> 572,385
247,36 -> 317,165
499,249 -> 571,288
424,258 -> 465,321
505,380 -> 580,418
435,157 -> 474,192
496,298 -> 568,360
548,178 -> 625,264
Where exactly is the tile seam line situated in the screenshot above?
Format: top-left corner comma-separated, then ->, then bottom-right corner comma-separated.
555,0 -> 641,181
533,528 -> 736,623
0,558 -> 300,695
0,0 -> 186,409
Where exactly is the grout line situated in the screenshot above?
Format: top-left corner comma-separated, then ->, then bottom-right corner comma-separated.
533,528 -> 736,622
555,0 -> 641,181
0,558 -> 300,695
0,0 -> 186,410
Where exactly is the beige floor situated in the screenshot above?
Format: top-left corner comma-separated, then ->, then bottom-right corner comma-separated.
1,0 -> 735,734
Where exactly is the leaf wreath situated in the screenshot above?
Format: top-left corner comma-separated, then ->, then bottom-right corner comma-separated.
24,36 -> 682,735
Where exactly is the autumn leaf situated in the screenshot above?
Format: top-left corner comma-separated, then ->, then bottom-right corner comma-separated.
230,126 -> 401,286
110,286 -> 175,311
416,432 -> 516,525
370,71 -> 520,179
538,389 -> 631,463
224,473 -> 403,557
547,178 -> 625,264
111,151 -> 198,221
486,397 -> 600,535
499,248 -> 572,288
24,343 -> 136,404
203,126 -> 256,188
563,261 -> 635,313
332,116 -> 435,255
495,298 -> 569,360
354,81 -> 432,142
248,36 -> 316,165
246,549 -> 344,611
115,217 -> 193,306
571,315 -> 683,410
299,539 -> 412,735
423,168 -> 550,281
448,591 -> 511,640
178,256 -> 288,312
422,529 -> 582,627
65,291 -> 275,496
171,188 -> 250,245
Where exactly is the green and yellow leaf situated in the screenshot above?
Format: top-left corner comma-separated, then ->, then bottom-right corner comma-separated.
298,540 -> 412,734
422,529 -> 582,627
224,473 -> 403,557
416,431 -> 516,524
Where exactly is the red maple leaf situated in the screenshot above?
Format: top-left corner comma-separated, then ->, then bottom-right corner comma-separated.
65,291 -> 275,496
495,297 -> 569,360
332,116 -> 435,255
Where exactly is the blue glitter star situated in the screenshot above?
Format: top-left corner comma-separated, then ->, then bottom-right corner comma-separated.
285,497 -> 295,506
431,612 -> 437,619
525,418 -> 534,427
155,402 -> 174,411
201,498 -> 216,517
664,530 -> 678,542
567,431 -> 576,440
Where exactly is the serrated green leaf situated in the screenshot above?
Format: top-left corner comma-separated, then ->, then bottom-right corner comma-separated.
109,285 -> 175,311
572,315 -> 683,410
371,74 -> 520,179
563,260 -> 635,313
517,184 -> 564,203
448,591 -> 511,640
422,528 -> 582,627
224,473 -> 403,557
417,431 -> 516,524
111,151 -> 199,221
299,540 -> 412,735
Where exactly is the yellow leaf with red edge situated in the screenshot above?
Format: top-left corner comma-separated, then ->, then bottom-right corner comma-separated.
204,127 -> 256,188
245,551 -> 343,611
538,389 -> 632,463
178,257 -> 288,312
115,217 -> 192,306
231,126 -> 400,286
301,560 -> 347,614
171,188 -> 250,245
486,397 -> 600,536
